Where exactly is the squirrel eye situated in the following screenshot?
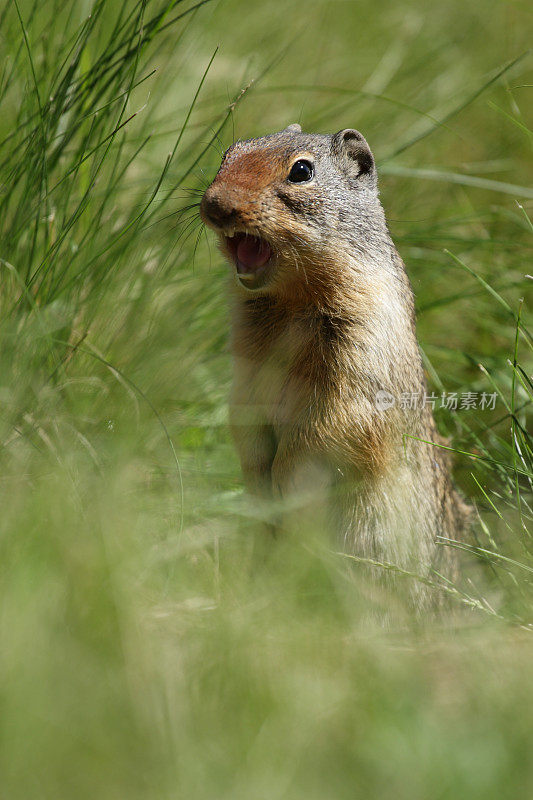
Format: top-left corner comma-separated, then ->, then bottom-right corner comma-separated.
288,159 -> 314,183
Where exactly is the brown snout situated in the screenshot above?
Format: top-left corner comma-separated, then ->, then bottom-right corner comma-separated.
201,185 -> 241,229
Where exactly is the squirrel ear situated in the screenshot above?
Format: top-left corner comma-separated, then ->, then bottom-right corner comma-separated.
284,123 -> 302,133
332,129 -> 375,179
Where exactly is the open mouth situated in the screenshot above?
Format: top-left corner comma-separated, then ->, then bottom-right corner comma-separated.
225,233 -> 273,288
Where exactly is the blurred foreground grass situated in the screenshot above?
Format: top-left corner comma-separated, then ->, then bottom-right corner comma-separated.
0,0 -> 532,797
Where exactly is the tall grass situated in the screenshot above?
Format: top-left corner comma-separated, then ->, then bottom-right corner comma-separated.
0,0 -> 532,797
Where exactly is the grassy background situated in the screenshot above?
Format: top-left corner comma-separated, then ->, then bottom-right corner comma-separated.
0,0 -> 532,797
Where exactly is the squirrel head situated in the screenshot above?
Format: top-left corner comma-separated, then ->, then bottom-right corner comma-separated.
201,125 -> 385,296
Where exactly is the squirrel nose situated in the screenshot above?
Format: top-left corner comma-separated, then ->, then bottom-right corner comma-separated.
201,188 -> 237,228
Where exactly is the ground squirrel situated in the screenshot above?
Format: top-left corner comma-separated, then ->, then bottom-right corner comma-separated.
201,123 -> 470,593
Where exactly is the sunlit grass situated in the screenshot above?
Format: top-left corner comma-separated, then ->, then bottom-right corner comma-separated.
0,0 -> 532,797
